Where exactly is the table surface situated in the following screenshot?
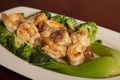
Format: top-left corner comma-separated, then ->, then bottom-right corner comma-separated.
0,0 -> 120,80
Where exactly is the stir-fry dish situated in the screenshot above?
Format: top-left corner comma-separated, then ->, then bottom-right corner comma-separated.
0,11 -> 120,78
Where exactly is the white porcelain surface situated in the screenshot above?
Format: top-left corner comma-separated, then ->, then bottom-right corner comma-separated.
0,6 -> 120,80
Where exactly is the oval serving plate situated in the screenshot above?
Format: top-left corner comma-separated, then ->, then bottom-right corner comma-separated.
0,6 -> 120,80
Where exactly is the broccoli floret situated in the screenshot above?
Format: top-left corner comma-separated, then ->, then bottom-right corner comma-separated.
39,10 -> 51,19
16,43 -> 33,62
30,48 -> 54,65
78,21 -> 98,43
0,25 -> 12,47
66,18 -> 77,31
51,15 -> 67,26
0,25 -> 24,54
7,34 -> 24,54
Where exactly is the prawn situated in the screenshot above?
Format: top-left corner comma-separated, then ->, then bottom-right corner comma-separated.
34,13 -> 47,26
39,20 -> 65,37
29,32 -> 40,47
50,29 -> 71,46
44,20 -> 64,28
42,43 -> 67,59
1,13 -> 24,32
16,22 -> 38,42
67,43 -> 85,66
67,31 -> 90,66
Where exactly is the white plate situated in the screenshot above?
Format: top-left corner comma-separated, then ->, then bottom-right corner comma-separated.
0,6 -> 120,80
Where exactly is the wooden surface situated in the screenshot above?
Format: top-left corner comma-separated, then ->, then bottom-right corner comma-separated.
0,0 -> 120,80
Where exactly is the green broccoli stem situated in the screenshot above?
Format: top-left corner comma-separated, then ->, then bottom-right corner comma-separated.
91,42 -> 120,66
39,56 -> 120,78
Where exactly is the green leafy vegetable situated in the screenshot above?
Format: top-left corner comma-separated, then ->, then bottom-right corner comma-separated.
40,56 -> 120,78
91,42 -> 120,66
78,21 -> 98,43
30,48 -> 54,65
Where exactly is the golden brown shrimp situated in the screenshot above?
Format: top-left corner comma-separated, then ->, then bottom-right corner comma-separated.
29,32 -> 40,47
70,31 -> 90,47
44,20 -> 64,28
39,20 -> 65,38
67,31 -> 90,66
42,44 -> 67,59
16,22 -> 38,42
9,13 -> 24,23
1,13 -> 24,32
67,43 -> 85,66
50,29 -> 71,46
34,13 -> 47,26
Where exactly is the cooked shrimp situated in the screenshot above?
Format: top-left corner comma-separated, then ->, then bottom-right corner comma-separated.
67,43 -> 85,66
70,31 -> 90,46
29,33 -> 40,46
16,22 -> 38,42
9,13 -> 24,23
41,29 -> 71,59
50,29 -> 71,46
40,20 -> 65,37
67,31 -> 90,66
1,13 -> 23,32
42,44 -> 67,59
34,13 -> 47,26
41,37 -> 53,45
44,20 -> 64,28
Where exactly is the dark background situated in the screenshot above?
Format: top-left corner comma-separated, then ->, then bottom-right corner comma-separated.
0,0 -> 120,80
